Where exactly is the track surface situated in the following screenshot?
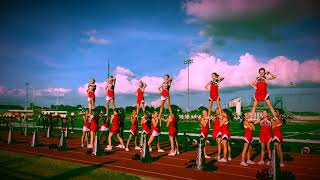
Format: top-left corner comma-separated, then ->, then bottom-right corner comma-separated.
0,130 -> 319,180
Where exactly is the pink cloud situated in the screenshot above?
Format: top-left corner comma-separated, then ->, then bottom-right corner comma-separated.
0,86 -> 8,96
183,0 -> 283,21
78,54 -> 320,96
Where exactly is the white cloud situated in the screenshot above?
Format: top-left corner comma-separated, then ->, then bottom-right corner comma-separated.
0,86 -> 72,97
81,29 -> 110,45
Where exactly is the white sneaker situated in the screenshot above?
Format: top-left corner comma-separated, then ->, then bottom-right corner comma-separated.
257,160 -> 264,165
280,163 -> 284,167
205,155 -> 211,159
218,158 -> 227,163
266,160 -> 270,165
228,157 -> 232,161
158,149 -> 165,153
175,150 -> 180,155
125,147 -> 129,151
104,145 -> 112,151
116,144 -> 122,148
87,144 -> 93,149
149,147 -> 152,152
216,156 -> 221,161
240,161 -> 248,166
168,152 -> 176,156
135,146 -> 141,150
247,160 -> 255,165
81,144 -> 84,147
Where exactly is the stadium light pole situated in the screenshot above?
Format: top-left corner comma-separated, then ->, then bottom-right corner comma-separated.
184,59 -> 193,120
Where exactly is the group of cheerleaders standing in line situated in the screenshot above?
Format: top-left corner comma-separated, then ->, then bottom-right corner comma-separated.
83,68 -> 284,167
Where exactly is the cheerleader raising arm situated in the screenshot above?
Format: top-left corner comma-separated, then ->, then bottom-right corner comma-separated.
266,71 -> 277,80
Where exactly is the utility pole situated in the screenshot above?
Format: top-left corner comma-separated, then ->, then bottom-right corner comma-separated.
25,82 -> 29,110
184,59 -> 193,120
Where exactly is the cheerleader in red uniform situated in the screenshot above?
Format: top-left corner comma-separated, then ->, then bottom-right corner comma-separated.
158,75 -> 173,118
148,111 -> 165,152
125,111 -> 141,151
255,110 -> 272,165
99,114 -> 109,144
200,110 -> 211,159
141,113 -> 151,135
250,68 -> 277,119
219,111 -> 232,162
105,111 -> 125,151
136,81 -> 147,115
87,113 -> 99,149
205,73 -> 224,116
272,110 -> 284,167
105,76 -> 116,116
87,79 -> 96,115
240,112 -> 256,166
211,109 -> 222,160
81,110 -> 90,147
163,114 -> 179,156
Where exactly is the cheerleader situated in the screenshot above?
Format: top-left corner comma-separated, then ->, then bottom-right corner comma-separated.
200,110 -> 211,159
87,79 -> 96,115
99,114 -> 109,144
240,112 -> 256,166
255,110 -> 272,165
250,68 -> 277,119
147,111 -> 165,152
163,114 -> 179,156
81,110 -> 90,147
272,110 -> 284,167
87,113 -> 99,149
136,81 -> 147,115
105,111 -> 125,151
105,76 -> 116,116
205,73 -> 224,116
219,111 -> 232,162
141,112 -> 151,135
211,109 -> 222,160
158,75 -> 173,118
125,111 -> 141,151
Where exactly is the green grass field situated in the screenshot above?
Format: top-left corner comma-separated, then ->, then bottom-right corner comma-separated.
0,150 -> 140,180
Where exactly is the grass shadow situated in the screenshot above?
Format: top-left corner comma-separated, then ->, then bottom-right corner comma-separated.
46,161 -> 117,180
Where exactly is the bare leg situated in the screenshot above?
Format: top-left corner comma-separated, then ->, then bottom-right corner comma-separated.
267,143 -> 271,160
136,104 -> 140,115
169,136 -> 174,152
126,134 -> 133,148
141,103 -> 145,112
250,100 -> 259,119
260,143 -> 265,161
208,101 -> 213,117
134,136 -> 138,147
216,137 -> 221,158
277,143 -> 284,164
159,100 -> 165,118
105,100 -> 110,116
148,135 -> 155,147
175,136 -> 179,153
166,98 -> 172,114
157,136 -> 161,150
111,99 -> 116,112
89,131 -> 94,145
265,100 -> 277,118
241,143 -> 249,162
204,140 -> 208,156
227,141 -> 232,159
216,99 -> 222,114
81,131 -> 85,145
247,145 -> 252,161
117,134 -> 125,146
108,132 -> 114,146
222,140 -> 227,159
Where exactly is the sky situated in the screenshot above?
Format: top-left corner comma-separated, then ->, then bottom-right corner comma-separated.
0,0 -> 320,112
